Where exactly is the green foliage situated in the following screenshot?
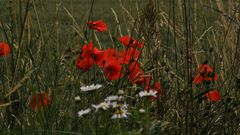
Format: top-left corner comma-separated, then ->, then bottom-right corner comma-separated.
0,0 -> 239,134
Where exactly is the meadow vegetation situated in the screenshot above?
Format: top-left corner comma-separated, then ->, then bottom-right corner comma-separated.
0,0 -> 240,134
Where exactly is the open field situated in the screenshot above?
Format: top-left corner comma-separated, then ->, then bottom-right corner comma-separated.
0,0 -> 240,134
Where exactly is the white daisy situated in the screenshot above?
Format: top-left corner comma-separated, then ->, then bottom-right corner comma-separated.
92,102 -> 111,112
104,95 -> 123,102
138,90 -> 157,98
109,101 -> 117,108
77,108 -> 91,117
111,102 -> 128,110
118,90 -> 124,95
80,84 -> 102,92
139,109 -> 146,113
75,96 -> 81,102
111,109 -> 130,119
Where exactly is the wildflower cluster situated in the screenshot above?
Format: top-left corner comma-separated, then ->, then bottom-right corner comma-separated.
77,91 -> 130,119
0,19 -> 221,123
76,20 -> 161,99
72,19 -> 163,120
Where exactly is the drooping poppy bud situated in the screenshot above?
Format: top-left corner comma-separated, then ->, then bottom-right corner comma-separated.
88,20 -> 108,32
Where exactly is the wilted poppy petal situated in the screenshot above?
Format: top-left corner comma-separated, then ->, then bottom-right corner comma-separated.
29,92 -> 51,112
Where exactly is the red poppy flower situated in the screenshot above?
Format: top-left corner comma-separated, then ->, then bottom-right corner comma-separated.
121,47 -> 140,64
119,36 -> 143,48
145,75 -> 152,90
88,20 -> 108,32
76,56 -> 95,72
80,41 -> 106,67
205,90 -> 221,101
0,42 -> 10,57
193,64 -> 218,84
153,81 -> 161,94
128,61 -> 142,74
151,81 -> 161,100
145,75 -> 161,94
81,41 -> 99,58
103,48 -> 120,58
128,61 -> 145,84
129,69 -> 145,84
145,79 -> 161,100
97,48 -> 121,66
29,92 -> 51,112
94,50 -> 106,67
103,57 -> 122,80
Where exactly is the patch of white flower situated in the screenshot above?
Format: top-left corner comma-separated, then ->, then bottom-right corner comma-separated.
77,108 -> 91,117
92,102 -> 111,112
80,84 -> 102,92
111,109 -> 130,119
118,90 -> 124,95
75,96 -> 81,102
77,93 -> 131,120
139,109 -> 145,113
111,102 -> 128,110
138,89 -> 157,98
104,95 -> 123,102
